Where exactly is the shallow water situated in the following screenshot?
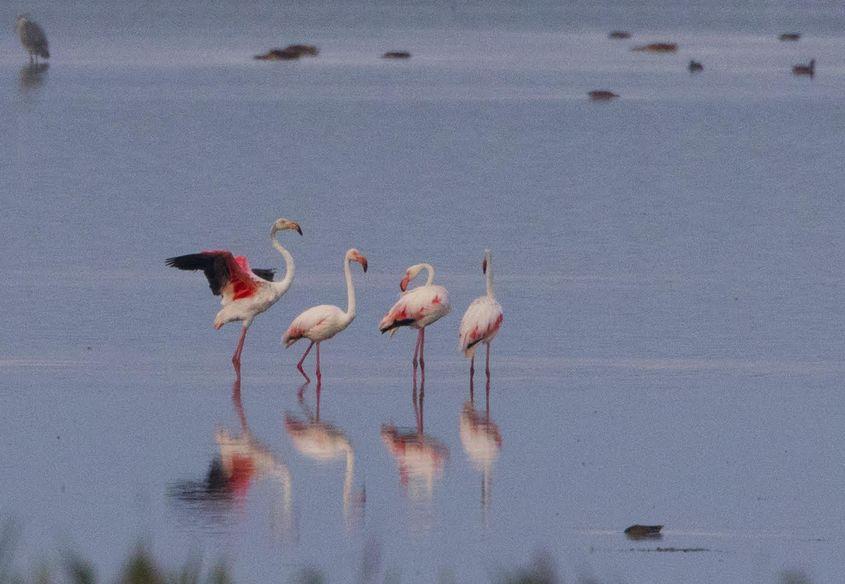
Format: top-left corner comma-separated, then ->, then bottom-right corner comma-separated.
3,2 -> 845,582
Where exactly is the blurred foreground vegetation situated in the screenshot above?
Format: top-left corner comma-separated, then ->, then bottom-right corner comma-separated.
1,522 -> 814,584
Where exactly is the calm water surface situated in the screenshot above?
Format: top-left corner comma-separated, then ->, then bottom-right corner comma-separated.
3,2 -> 845,582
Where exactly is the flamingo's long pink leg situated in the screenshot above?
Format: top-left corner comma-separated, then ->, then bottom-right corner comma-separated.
469,354 -> 475,399
485,342 -> 491,377
315,376 -> 322,420
297,341 -> 314,383
232,327 -> 248,366
412,329 -> 422,370
316,343 -> 322,382
419,327 -> 426,385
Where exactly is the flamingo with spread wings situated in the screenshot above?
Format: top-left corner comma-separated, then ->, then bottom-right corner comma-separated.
166,218 -> 302,369
379,263 -> 450,378
283,248 -> 368,382
458,249 -> 503,385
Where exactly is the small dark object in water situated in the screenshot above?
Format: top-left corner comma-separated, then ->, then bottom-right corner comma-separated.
688,60 -> 704,73
286,44 -> 319,56
588,90 -> 619,101
254,44 -> 319,61
624,524 -> 663,539
254,48 -> 299,60
792,59 -> 815,77
631,42 -> 678,53
779,33 -> 801,41
383,51 -> 411,59
608,31 -> 631,39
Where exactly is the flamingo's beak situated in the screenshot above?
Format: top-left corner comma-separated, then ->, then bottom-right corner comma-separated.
482,258 -> 487,274
292,222 -> 302,235
357,255 -> 368,272
400,274 -> 410,292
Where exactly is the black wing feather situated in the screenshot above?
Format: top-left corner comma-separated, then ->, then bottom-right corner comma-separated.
251,268 -> 275,282
166,253 -> 229,296
379,318 -> 416,333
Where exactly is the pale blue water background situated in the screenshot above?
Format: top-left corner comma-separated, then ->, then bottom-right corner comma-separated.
3,1 -> 845,582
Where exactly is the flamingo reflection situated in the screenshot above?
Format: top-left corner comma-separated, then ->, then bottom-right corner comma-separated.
284,382 -> 365,526
460,384 -> 502,524
381,379 -> 449,501
169,377 -> 292,530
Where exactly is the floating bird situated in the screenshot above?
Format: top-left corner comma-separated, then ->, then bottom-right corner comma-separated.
382,51 -> 411,59
16,15 -> 49,64
379,263 -> 451,379
779,33 -> 801,41
792,59 -> 815,77
283,248 -> 368,382
254,44 -> 318,61
624,524 -> 663,540
688,60 -> 704,73
166,218 -> 302,370
459,250 -> 504,385
631,42 -> 677,53
608,30 -> 632,39
589,90 -> 619,101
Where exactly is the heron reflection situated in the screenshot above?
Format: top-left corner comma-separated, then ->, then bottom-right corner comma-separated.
459,382 -> 502,525
381,378 -> 449,502
168,377 -> 292,530
19,63 -> 48,93
284,382 -> 365,526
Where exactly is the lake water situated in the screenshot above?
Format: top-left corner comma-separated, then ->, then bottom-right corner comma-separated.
3,1 -> 845,582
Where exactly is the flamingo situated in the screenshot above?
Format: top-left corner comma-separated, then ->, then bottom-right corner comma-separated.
283,248 -> 368,382
378,262 -> 451,378
458,249 -> 504,386
166,217 -> 302,370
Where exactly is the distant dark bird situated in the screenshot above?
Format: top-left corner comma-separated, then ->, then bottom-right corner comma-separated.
588,90 -> 619,101
608,31 -> 632,40
779,33 -> 801,41
792,59 -> 815,77
15,15 -> 49,64
382,51 -> 411,59
254,44 -> 319,61
631,42 -> 678,53
624,524 -> 663,540
688,60 -> 704,73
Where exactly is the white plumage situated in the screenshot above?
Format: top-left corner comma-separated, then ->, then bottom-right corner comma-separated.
458,296 -> 503,357
379,262 -> 451,377
458,249 -> 503,379
283,248 -> 368,382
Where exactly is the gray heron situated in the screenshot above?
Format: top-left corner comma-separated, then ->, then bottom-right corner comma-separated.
15,15 -> 50,64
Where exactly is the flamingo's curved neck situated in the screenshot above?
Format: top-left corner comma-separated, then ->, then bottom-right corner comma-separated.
485,255 -> 495,299
271,231 -> 295,298
343,257 -> 357,322
420,263 -> 435,287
